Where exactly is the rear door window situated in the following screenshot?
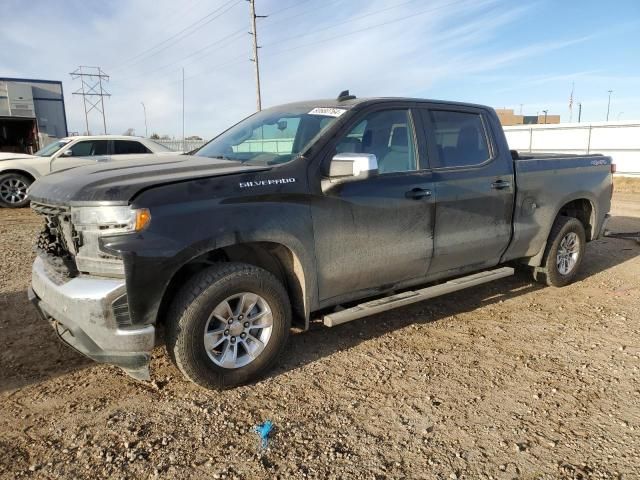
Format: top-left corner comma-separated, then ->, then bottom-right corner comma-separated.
113,140 -> 151,155
427,110 -> 490,168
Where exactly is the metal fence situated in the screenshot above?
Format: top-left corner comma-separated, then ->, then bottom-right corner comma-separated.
155,139 -> 206,152
503,121 -> 640,176
233,138 -> 294,153
155,138 -> 295,154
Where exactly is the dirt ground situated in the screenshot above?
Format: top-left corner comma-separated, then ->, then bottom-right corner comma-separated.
0,193 -> 638,480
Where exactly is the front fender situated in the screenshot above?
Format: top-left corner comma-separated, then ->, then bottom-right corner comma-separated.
102,196 -> 318,327
0,158 -> 47,180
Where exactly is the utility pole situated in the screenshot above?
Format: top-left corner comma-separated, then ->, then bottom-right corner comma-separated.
519,104 -> 523,115
606,90 -> 613,121
182,67 -> 185,152
248,0 -> 266,111
577,102 -> 582,123
542,109 -> 548,124
141,102 -> 148,137
70,66 -> 111,134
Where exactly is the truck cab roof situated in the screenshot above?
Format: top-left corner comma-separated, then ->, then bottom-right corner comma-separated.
273,96 -> 492,112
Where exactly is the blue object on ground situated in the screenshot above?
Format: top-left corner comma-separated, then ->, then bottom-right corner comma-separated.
254,420 -> 273,448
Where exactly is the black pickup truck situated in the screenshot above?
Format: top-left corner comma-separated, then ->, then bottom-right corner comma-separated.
28,93 -> 613,390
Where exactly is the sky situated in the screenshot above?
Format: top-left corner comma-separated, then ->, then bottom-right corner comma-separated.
1,0 -> 639,139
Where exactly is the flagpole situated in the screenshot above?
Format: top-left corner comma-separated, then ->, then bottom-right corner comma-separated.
569,82 -> 574,122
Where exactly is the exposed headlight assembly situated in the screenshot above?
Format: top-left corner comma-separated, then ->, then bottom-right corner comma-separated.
71,206 -> 151,233
70,206 -> 151,277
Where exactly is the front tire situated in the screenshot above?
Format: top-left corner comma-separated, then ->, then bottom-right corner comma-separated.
166,263 -> 291,390
0,173 -> 32,208
535,216 -> 586,287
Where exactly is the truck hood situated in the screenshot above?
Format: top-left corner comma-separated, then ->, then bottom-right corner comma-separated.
28,154 -> 270,206
0,152 -> 36,161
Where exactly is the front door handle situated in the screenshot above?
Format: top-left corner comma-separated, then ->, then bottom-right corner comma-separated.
405,187 -> 432,199
491,180 -> 511,190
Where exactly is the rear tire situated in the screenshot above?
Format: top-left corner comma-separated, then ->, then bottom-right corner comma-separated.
166,263 -> 291,390
0,173 -> 32,208
534,216 -> 586,287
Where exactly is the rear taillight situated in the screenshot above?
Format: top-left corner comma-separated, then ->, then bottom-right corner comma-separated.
611,163 -> 617,174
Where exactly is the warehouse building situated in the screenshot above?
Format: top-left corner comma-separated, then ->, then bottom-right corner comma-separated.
495,108 -> 560,126
0,77 -> 68,154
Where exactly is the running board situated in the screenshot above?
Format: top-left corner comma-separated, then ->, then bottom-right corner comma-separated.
323,267 -> 514,327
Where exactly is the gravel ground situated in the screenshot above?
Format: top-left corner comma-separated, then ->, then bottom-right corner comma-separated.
0,193 -> 638,479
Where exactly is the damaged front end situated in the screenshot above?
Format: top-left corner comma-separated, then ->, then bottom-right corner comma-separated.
28,201 -> 155,380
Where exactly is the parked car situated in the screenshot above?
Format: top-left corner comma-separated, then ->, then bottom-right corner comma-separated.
27,93 -> 613,390
0,135 -> 177,207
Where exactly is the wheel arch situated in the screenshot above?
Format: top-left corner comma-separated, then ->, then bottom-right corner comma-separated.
0,169 -> 37,183
156,241 -> 310,330
527,195 -> 596,267
556,197 -> 596,241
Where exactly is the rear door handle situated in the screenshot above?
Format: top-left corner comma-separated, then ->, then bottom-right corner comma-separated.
491,180 -> 511,190
405,187 -> 432,199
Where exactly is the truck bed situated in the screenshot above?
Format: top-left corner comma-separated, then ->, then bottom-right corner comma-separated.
502,153 -> 613,265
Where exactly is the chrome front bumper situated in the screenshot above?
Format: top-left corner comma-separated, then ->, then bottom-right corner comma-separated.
28,256 -> 154,380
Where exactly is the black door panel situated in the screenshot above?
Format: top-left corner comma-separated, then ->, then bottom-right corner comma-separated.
311,106 -> 435,303
313,172 -> 435,301
428,169 -> 513,275
420,107 -> 514,276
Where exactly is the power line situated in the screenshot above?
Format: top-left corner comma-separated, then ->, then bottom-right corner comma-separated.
115,0 -> 340,86
262,0 -> 465,50
115,27 -> 247,84
110,0 -> 241,71
114,0 -> 355,88
264,0 -> 312,17
115,0 -> 472,95
263,0 -> 343,29
112,0 -> 239,70
114,0 -> 317,84
262,0 -> 471,56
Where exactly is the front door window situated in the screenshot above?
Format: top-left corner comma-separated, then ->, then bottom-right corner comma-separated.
336,109 -> 417,174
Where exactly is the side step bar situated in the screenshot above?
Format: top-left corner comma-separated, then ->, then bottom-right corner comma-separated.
323,267 -> 514,327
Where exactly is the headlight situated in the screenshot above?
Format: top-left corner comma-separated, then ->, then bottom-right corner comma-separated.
70,206 -> 151,277
71,206 -> 151,233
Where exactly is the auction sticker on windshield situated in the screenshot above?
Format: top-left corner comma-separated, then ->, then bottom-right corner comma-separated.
308,107 -> 347,117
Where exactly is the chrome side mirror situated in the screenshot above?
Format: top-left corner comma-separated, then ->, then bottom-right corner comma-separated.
328,153 -> 378,179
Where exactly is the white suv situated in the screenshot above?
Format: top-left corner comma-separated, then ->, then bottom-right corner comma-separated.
0,135 -> 177,207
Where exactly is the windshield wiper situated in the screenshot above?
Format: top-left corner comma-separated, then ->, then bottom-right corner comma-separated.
208,155 -> 240,161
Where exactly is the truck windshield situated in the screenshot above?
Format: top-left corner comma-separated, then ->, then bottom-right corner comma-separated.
194,106 -> 346,165
35,139 -> 71,157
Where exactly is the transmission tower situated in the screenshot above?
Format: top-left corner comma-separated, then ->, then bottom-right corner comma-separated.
70,66 -> 111,134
